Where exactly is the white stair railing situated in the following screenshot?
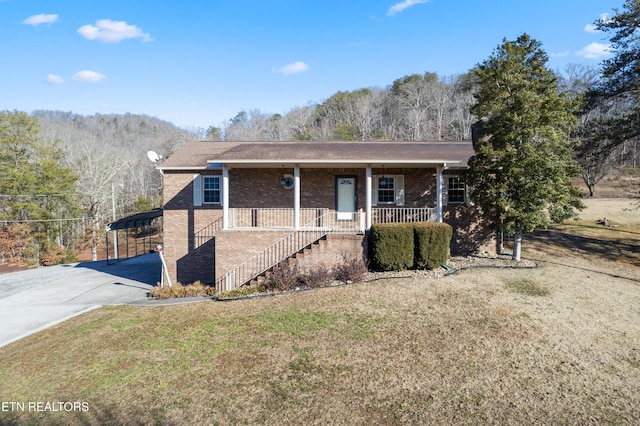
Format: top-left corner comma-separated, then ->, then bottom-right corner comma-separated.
194,217 -> 223,249
215,227 -> 326,292
216,209 -> 364,292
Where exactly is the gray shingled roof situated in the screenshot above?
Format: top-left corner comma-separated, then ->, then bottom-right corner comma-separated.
158,141 -> 474,170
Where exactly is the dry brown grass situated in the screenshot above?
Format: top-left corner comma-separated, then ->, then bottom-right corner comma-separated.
149,281 -> 216,299
1,199 -> 639,425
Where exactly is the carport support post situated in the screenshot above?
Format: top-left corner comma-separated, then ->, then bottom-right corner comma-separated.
112,182 -> 119,259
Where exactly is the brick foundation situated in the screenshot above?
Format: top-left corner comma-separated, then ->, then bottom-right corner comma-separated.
294,234 -> 366,273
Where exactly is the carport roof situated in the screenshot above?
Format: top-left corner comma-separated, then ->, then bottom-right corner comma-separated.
106,208 -> 163,231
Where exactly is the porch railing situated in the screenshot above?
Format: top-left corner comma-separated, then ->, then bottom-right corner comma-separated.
227,207 -> 434,231
372,207 -> 436,224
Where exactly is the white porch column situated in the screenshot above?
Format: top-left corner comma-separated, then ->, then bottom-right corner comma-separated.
365,166 -> 372,230
222,165 -> 230,230
293,166 -> 301,230
436,166 -> 443,222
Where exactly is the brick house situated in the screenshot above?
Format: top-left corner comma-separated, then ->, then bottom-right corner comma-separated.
158,140 -> 493,291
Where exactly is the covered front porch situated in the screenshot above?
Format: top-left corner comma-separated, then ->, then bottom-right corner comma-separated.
215,165 -> 450,232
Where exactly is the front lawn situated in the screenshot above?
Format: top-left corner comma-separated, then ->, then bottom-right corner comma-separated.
1,200 -> 639,424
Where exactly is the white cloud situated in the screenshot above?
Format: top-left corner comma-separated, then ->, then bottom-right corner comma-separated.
276,61 -> 309,75
23,13 -> 59,26
77,19 -> 152,43
576,42 -> 612,59
46,74 -> 64,84
584,23 -> 598,33
387,0 -> 429,16
585,13 -> 610,33
72,70 -> 106,82
550,50 -> 570,58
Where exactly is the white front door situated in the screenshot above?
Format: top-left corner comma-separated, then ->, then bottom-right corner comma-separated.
336,176 -> 356,220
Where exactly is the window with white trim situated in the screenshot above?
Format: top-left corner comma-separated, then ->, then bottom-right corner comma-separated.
377,177 -> 395,203
203,176 -> 221,204
446,175 -> 466,205
372,175 -> 404,206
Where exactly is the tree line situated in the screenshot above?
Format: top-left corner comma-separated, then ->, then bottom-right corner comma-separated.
213,72 -> 475,143
0,111 -> 198,264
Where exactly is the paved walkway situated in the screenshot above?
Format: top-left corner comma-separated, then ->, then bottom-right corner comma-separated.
0,254 -> 208,348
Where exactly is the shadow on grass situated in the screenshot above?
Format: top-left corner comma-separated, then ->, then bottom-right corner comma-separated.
526,228 -> 640,284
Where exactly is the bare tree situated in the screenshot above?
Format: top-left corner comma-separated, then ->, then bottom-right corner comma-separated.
391,73 -> 437,141
283,104 -> 316,140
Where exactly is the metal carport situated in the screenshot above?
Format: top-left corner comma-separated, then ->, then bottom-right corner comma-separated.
105,208 -> 163,264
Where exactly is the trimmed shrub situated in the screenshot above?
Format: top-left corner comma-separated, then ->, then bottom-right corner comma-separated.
369,223 -> 414,271
414,222 -> 453,269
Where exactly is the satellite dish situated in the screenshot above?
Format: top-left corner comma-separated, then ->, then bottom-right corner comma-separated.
147,151 -> 161,164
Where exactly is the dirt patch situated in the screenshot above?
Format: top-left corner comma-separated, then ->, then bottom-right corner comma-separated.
0,262 -> 33,275
575,173 -> 640,198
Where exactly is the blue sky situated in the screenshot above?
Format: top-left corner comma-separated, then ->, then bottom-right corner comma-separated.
1,0 -> 618,130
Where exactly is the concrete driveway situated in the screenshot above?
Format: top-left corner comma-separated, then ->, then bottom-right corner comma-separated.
0,254 -> 163,348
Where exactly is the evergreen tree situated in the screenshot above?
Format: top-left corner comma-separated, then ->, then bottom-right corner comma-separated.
0,110 -> 80,263
467,34 -> 583,261
585,0 -> 640,154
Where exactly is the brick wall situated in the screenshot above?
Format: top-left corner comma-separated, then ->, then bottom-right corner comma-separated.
163,171 -> 222,284
294,234 -> 366,273
214,230 -> 294,282
444,205 -> 497,256
162,167 -> 485,285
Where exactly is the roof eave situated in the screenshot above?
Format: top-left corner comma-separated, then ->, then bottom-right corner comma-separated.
207,159 -> 464,167
157,166 -> 208,171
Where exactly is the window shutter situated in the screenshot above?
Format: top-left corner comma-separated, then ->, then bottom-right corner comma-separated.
193,174 -> 203,207
395,175 -> 405,206
371,175 -> 378,206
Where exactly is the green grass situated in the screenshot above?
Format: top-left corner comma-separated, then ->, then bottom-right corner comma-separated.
504,278 -> 551,297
